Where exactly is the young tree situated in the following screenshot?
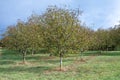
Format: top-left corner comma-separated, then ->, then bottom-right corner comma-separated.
41,6 -> 83,70
3,21 -> 32,63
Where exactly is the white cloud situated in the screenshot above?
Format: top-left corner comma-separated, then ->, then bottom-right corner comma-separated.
80,0 -> 120,29
103,0 -> 120,28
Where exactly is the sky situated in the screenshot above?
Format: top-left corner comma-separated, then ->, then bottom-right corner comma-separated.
1,0 -> 120,37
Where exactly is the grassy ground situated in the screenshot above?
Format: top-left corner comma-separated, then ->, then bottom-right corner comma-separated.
0,49 -> 120,80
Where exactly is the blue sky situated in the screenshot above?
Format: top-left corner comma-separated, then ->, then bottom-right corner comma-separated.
0,0 -> 120,37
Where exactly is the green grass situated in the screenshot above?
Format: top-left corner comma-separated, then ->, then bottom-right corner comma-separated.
0,49 -> 120,80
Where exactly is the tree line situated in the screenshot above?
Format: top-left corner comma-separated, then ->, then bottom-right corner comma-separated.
0,6 -> 120,70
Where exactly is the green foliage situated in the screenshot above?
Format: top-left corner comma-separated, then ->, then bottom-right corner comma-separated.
2,5 -> 120,55
89,26 -> 120,51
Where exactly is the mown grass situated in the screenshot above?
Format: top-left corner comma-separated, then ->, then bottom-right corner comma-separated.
0,49 -> 120,80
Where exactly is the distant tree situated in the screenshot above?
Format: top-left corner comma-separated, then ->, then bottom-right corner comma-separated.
3,21 -> 31,63
110,25 -> 120,50
92,29 -> 109,51
25,22 -> 44,55
71,26 -> 94,60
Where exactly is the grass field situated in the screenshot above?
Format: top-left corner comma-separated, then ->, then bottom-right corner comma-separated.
0,49 -> 120,80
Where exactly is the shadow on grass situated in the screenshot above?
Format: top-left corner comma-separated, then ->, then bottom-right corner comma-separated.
83,51 -> 120,56
0,54 -> 22,61
101,51 -> 120,56
0,61 -> 16,65
45,58 -> 73,64
27,55 -> 56,61
1,49 -> 17,55
0,66 -> 51,74
0,49 -> 22,61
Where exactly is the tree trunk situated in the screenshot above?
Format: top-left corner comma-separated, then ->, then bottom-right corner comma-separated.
32,49 -> 34,55
80,48 -> 84,61
23,51 -> 26,64
60,53 -> 62,71
80,51 -> 83,61
49,53 -> 53,56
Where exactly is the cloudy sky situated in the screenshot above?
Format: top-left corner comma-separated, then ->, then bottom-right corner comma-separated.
0,0 -> 120,36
